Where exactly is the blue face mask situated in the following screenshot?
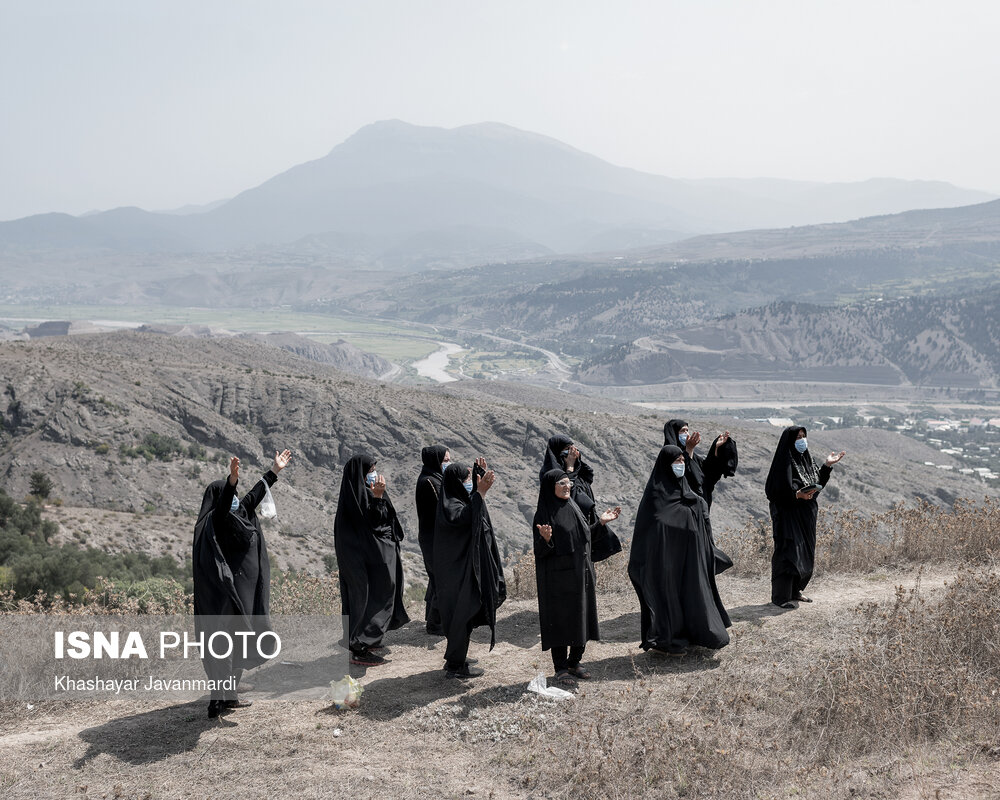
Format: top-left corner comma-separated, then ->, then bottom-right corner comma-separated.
671,463 -> 685,479
795,438 -> 808,454
441,461 -> 450,473
559,449 -> 570,459
678,432 -> 688,447
230,495 -> 240,512
366,470 -> 378,487
462,479 -> 474,494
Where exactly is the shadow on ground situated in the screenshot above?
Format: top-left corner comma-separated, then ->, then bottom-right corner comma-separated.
74,702 -> 236,768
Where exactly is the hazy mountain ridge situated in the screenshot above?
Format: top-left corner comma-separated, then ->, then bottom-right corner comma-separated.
0,121 -> 993,272
0,332 -> 977,575
575,291 -> 1000,388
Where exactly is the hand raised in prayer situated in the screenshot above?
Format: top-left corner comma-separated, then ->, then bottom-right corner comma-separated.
475,456 -> 488,471
371,474 -> 387,499
715,431 -> 730,454
228,456 -> 240,486
536,523 -> 553,542
599,506 -> 621,525
825,451 -> 846,467
686,431 -> 701,454
565,445 -> 580,468
477,469 -> 496,496
272,449 -> 292,473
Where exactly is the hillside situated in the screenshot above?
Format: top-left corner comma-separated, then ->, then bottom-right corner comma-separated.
0,122 -> 992,274
575,291 -> 1000,388
0,332 -> 983,579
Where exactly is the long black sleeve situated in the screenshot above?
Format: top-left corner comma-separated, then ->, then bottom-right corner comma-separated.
242,470 -> 278,515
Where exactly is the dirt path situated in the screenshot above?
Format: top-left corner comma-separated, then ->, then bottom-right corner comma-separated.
0,567 -> 974,799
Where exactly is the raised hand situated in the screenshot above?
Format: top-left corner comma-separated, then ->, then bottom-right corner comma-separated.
536,523 -> 553,542
371,474 -> 387,499
565,445 -> 580,468
687,431 -> 701,454
825,450 -> 846,467
273,449 -> 292,473
715,431 -> 730,454
228,456 -> 240,486
599,506 -> 621,525
475,456 -> 488,471
477,469 -> 496,496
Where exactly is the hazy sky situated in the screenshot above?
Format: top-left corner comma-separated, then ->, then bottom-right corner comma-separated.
2,0 -> 999,221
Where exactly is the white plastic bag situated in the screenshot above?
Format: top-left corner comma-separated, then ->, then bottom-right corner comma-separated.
526,672 -> 574,700
329,675 -> 364,709
258,480 -> 277,519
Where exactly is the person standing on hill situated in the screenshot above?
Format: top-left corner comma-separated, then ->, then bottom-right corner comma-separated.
193,449 -> 291,718
534,468 -> 620,682
765,426 -> 846,609
539,434 -> 622,562
415,444 -> 450,635
434,457 -> 506,679
628,445 -> 731,655
334,454 -> 410,666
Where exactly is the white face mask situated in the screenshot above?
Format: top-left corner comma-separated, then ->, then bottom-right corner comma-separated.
671,463 -> 685,479
795,438 -> 808,454
462,479 -> 474,494
230,495 -> 240,512
678,432 -> 688,447
441,460 -> 451,473
366,469 -> 378,487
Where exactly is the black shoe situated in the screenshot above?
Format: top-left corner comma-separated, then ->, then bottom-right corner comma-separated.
792,594 -> 812,603
350,649 -> 387,667
207,700 -> 224,718
426,625 -> 445,635
772,600 -> 796,609
442,656 -> 478,665
222,698 -> 253,709
446,663 -> 484,679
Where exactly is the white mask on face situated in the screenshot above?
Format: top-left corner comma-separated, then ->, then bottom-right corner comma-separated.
671,463 -> 685,479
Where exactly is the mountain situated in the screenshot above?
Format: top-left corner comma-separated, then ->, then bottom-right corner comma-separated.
359,198 -> 1000,346
0,331 -> 980,575
574,291 -> 1000,388
0,121 -> 993,269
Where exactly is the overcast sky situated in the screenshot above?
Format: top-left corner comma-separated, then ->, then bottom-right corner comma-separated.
2,0 -> 998,221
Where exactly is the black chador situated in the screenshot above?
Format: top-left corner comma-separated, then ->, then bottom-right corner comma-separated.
533,469 -> 602,671
662,419 -> 738,511
539,434 -> 621,562
628,445 -> 731,654
193,471 -> 276,709
333,454 -> 409,660
765,426 -> 831,607
664,419 -> 737,574
433,462 -> 506,673
415,445 -> 448,634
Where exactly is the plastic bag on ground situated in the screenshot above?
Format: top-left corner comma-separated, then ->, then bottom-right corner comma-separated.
526,672 -> 574,700
258,480 -> 277,519
329,675 -> 364,709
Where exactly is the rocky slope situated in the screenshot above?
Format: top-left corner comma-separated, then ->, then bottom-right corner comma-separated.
0,332 -> 986,576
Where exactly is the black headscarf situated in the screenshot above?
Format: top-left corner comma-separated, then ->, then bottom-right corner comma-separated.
533,469 -> 591,557
539,435 -> 574,481
420,445 -> 449,478
335,453 -> 403,542
765,426 -> 820,503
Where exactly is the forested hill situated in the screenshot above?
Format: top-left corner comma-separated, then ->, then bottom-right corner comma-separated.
575,289 -> 1000,388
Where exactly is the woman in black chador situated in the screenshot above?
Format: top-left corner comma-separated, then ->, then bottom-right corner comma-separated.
434,458 -> 506,679
628,445 -> 731,655
765,426 -> 846,608
193,449 -> 291,719
664,419 -> 738,574
534,469 -> 620,681
539,434 -> 622,562
334,454 -> 410,666
415,444 -> 450,635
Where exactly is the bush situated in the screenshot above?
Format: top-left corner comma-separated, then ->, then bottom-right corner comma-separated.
28,471 -> 53,500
